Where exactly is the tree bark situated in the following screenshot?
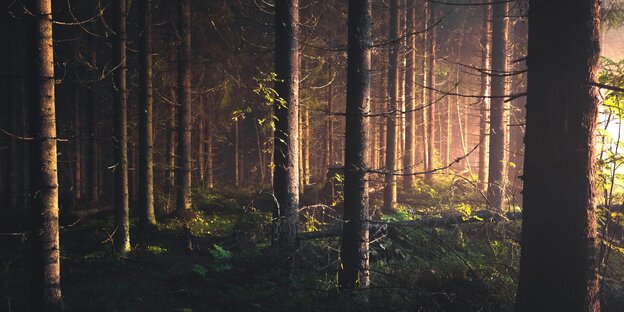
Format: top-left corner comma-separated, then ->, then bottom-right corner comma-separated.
72,82 -> 82,205
138,0 -> 156,227
177,0 -> 193,213
87,40 -> 99,206
478,4 -> 492,193
112,0 -> 131,253
403,0 -> 417,189
273,0 -> 300,250
383,0 -> 399,212
424,2 -> 437,185
29,0 -> 63,309
486,1 -> 509,210
339,0 -> 371,289
515,0 -> 601,310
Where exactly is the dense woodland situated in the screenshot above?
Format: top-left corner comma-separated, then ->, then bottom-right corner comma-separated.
2,0 -> 624,311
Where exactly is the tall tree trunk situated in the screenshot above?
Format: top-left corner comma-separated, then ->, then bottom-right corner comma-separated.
445,94 -> 452,172
72,82 -> 82,205
207,118 -> 214,189
326,66 -> 334,170
515,0 -> 601,310
273,0 -> 300,250
138,0 -> 156,227
416,0 -> 427,172
234,118 -> 240,187
87,43 -> 100,206
112,0 -> 131,253
176,0 -> 192,213
339,0 -> 371,289
198,101 -> 205,189
486,1 -> 508,210
424,2 -> 437,185
7,29 -> 19,212
403,0 -> 417,189
478,4 -> 491,193
29,0 -> 63,309
167,96 -> 176,194
303,103 -> 310,185
383,0 -> 399,212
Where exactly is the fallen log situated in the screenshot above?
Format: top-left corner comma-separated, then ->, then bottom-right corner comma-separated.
298,210 -> 522,240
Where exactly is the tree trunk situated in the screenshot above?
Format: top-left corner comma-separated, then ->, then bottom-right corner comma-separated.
87,41 -> 100,206
72,82 -> 82,205
486,1 -> 508,210
177,0 -> 193,213
424,2 -> 437,185
445,93 -> 452,172
112,0 -> 131,254
7,29 -> 19,212
207,119 -> 214,189
198,102 -> 205,189
167,94 -> 176,194
383,0 -> 399,212
478,4 -> 491,193
273,0 -> 300,250
29,0 -> 63,309
234,118 -> 240,187
515,0 -> 601,310
303,103 -> 310,185
339,0 -> 371,289
326,67 -> 334,170
403,0 -> 417,189
138,0 -> 156,227
416,0 -> 427,172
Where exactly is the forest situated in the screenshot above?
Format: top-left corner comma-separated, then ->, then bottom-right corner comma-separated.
1,0 -> 624,311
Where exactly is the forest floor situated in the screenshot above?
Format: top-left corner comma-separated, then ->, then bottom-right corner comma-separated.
2,178 -> 624,311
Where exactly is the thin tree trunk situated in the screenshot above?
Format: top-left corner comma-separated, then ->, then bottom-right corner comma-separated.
198,104 -> 205,189
403,0 -> 417,189
416,0 -> 427,171
7,31 -> 18,212
167,95 -> 176,194
515,0 -> 601,310
339,0 -> 371,289
273,0 -> 300,250
138,0 -> 156,227
303,103 -> 310,185
30,0 -> 63,309
326,67 -> 334,170
445,94 -> 451,172
234,118 -> 240,187
478,4 -> 491,192
73,82 -> 82,204
176,0 -> 192,214
112,0 -> 131,254
424,2 -> 437,185
383,0 -> 399,212
486,1 -> 508,210
87,43 -> 99,206
207,119 -> 214,189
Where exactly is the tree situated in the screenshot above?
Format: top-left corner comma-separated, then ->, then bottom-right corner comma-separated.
403,0 -> 417,189
138,0 -> 156,227
112,0 -> 131,254
29,0 -> 63,309
514,0 -> 601,310
424,2 -> 437,185
273,0 -> 300,250
177,0 -> 193,214
478,4 -> 492,193
383,0 -> 399,212
486,0 -> 508,210
339,0 -> 371,289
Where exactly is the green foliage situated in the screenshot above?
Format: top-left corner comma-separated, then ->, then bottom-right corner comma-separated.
146,245 -> 168,255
